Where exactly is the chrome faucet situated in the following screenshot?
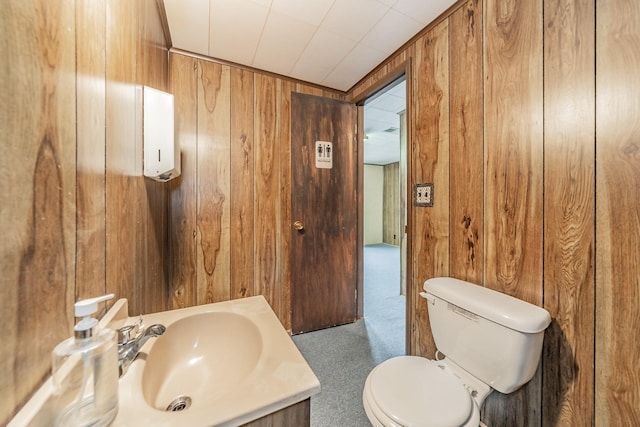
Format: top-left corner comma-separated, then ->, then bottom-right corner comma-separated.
117,320 -> 166,377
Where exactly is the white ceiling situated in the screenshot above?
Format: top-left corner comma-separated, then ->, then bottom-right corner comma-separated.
163,0 -> 456,92
364,79 -> 405,165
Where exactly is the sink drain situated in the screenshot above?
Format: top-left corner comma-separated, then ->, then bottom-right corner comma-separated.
166,396 -> 192,412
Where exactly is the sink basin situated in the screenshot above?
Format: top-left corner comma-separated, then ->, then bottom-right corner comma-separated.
114,296 -> 320,426
142,312 -> 263,410
9,296 -> 318,427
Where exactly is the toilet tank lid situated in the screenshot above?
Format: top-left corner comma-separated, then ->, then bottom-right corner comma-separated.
423,277 -> 551,333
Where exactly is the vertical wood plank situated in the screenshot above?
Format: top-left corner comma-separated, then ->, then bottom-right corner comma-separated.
1,0 -> 76,422
169,53 -> 198,309
105,0 -> 141,313
279,80 -> 294,330
383,162 -> 400,246
410,20 -> 449,357
543,0 -> 595,425
76,0 -> 107,301
596,1 -> 640,425
137,0 -> 168,91
483,0 -> 543,425
1,0 -> 169,422
254,74 -> 280,315
196,60 -> 231,304
230,68 -> 256,300
137,0 -> 169,314
449,0 -> 483,284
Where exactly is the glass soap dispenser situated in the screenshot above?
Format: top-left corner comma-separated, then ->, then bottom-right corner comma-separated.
52,294 -> 119,427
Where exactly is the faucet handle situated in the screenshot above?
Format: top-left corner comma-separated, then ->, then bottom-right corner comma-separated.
118,324 -> 137,345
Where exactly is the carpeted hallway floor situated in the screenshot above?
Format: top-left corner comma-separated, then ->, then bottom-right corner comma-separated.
292,243 -> 405,427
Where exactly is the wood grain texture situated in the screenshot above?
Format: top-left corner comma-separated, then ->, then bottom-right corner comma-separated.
169,52 -> 347,327
410,20 -> 450,357
290,93 -> 358,333
196,60 -> 231,305
169,53 -> 198,308
483,0 -> 544,303
483,0 -> 543,425
0,0 -> 77,422
230,67 -> 256,300
137,0 -> 170,315
383,162 -> 400,246
105,0 -> 142,313
242,398 -> 310,427
76,0 -> 107,302
1,0 -> 169,422
279,80 -> 294,331
344,0 -> 638,424
596,1 -> 640,425
543,0 -> 595,425
254,74 -> 281,316
449,0 -> 483,285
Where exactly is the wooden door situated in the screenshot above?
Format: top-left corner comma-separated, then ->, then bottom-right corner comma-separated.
291,93 -> 358,334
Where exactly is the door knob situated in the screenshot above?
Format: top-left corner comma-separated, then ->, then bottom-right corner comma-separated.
293,220 -> 304,231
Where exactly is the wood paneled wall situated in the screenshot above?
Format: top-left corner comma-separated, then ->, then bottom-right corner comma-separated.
168,52 -> 345,330
0,0 -> 169,423
595,1 -> 640,425
349,0 -> 639,425
3,0 -> 637,425
383,162 -> 400,246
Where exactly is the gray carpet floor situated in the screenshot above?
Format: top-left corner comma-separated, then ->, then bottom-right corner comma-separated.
293,243 -> 405,427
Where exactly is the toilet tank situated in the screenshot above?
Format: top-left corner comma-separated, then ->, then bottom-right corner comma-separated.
422,277 -> 551,394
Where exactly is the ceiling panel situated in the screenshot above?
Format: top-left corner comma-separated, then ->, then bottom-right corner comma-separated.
208,0 -> 269,65
270,0 -> 334,26
320,0 -> 389,42
360,9 -> 424,55
290,29 -> 357,84
364,80 -> 405,165
164,0 -> 457,91
253,10 -> 317,75
164,0 -> 210,54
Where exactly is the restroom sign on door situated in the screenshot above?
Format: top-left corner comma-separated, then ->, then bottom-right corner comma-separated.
315,141 -> 333,169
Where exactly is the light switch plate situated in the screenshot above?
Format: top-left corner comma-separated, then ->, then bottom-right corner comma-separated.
414,183 -> 434,207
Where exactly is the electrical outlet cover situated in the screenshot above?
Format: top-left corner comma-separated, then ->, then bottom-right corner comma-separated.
414,183 -> 434,207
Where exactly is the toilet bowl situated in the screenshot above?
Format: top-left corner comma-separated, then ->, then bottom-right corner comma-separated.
362,277 -> 551,427
363,356 -> 485,427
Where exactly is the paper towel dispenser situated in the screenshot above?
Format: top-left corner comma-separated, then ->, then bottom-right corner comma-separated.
143,86 -> 180,181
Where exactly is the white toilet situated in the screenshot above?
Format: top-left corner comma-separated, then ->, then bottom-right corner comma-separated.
363,277 -> 551,427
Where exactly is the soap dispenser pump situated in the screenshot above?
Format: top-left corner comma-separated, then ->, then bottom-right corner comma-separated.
52,294 -> 119,427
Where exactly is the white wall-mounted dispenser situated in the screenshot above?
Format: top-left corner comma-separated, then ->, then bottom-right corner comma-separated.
143,86 -> 180,182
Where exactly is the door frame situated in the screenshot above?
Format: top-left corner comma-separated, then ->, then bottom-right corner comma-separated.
351,60 -> 413,355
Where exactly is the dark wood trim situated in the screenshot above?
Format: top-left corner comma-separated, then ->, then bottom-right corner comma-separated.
155,0 -> 172,48
349,62 -> 407,105
356,105 -> 364,319
242,398 -> 310,427
350,59 -> 412,355
403,57 -> 413,356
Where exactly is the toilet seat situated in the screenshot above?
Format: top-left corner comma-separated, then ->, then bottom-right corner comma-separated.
363,356 -> 479,427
